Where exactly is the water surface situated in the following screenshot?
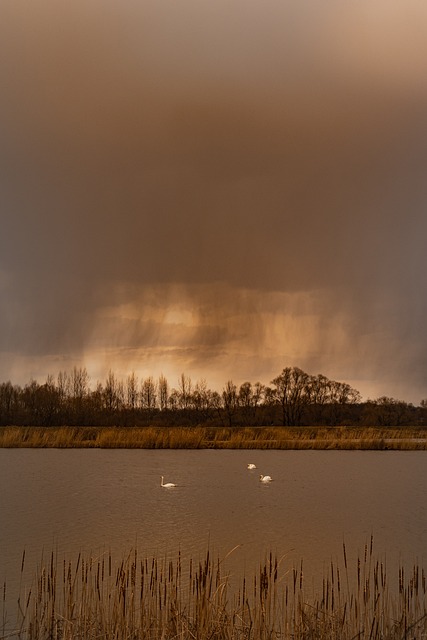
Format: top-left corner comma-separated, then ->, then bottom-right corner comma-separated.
0,449 -> 425,607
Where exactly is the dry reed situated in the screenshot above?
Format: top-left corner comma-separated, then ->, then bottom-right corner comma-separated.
2,540 -> 427,640
1,425 -> 427,450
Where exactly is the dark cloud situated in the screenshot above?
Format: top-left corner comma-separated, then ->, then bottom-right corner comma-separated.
1,1 -> 427,401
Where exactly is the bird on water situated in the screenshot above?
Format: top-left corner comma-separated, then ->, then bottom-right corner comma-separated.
161,476 -> 176,488
259,474 -> 272,483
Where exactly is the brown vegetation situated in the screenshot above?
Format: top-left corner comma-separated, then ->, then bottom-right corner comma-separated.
1,425 -> 427,449
4,540 -> 427,639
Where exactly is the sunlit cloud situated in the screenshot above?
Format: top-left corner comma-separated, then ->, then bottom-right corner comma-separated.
1,0 -> 426,403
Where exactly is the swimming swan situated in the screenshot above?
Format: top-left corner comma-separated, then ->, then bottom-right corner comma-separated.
247,463 -> 257,469
161,476 -> 176,488
259,474 -> 272,483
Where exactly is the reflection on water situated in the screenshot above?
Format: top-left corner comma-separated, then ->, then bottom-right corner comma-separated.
0,449 -> 426,610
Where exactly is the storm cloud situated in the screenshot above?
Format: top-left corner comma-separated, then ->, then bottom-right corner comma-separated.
1,1 -> 427,401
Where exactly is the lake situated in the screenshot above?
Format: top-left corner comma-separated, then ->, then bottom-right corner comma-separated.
0,449 -> 426,620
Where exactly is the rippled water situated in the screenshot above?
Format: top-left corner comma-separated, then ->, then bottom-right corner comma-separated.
1,448 -> 426,611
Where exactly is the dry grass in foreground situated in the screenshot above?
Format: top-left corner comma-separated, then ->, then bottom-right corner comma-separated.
2,540 -> 426,640
0,425 -> 427,450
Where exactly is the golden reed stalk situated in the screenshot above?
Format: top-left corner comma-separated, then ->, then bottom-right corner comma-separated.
1,425 -> 427,449
2,541 -> 426,639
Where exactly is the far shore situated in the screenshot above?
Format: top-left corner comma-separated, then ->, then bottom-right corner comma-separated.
1,425 -> 426,449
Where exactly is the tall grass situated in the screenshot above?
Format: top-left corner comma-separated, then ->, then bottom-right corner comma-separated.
0,425 -> 427,449
3,541 -> 427,639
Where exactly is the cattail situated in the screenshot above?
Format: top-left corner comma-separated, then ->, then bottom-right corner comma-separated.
6,545 -> 427,640
140,560 -> 145,600
357,557 -> 361,591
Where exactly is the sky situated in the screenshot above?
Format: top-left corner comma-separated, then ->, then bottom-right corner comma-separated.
1,1 -> 427,403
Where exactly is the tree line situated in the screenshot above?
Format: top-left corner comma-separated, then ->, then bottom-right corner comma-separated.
0,366 -> 425,428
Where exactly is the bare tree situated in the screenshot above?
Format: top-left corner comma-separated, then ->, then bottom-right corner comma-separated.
0,381 -> 18,424
71,366 -> 90,400
192,378 -> 218,420
175,373 -> 192,410
270,367 -> 310,426
103,370 -> 123,412
238,381 -> 264,423
222,380 -> 238,427
363,396 -> 410,427
126,372 -> 139,411
57,370 -> 71,401
252,381 -> 265,407
326,380 -> 361,425
192,378 -> 208,411
141,376 -> 157,410
238,382 -> 253,408
158,374 -> 169,411
67,366 -> 90,424
307,373 -> 331,423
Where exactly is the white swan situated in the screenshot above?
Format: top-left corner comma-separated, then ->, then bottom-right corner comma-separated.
259,474 -> 272,483
161,476 -> 176,488
247,463 -> 257,470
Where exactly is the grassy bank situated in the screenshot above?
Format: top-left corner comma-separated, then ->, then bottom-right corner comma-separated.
0,425 -> 427,449
3,542 -> 426,639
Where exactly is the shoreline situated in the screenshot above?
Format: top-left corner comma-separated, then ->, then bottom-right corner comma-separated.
1,425 -> 427,449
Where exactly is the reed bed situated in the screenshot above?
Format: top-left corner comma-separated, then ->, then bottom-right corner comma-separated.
1,425 -> 427,450
2,539 -> 427,640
